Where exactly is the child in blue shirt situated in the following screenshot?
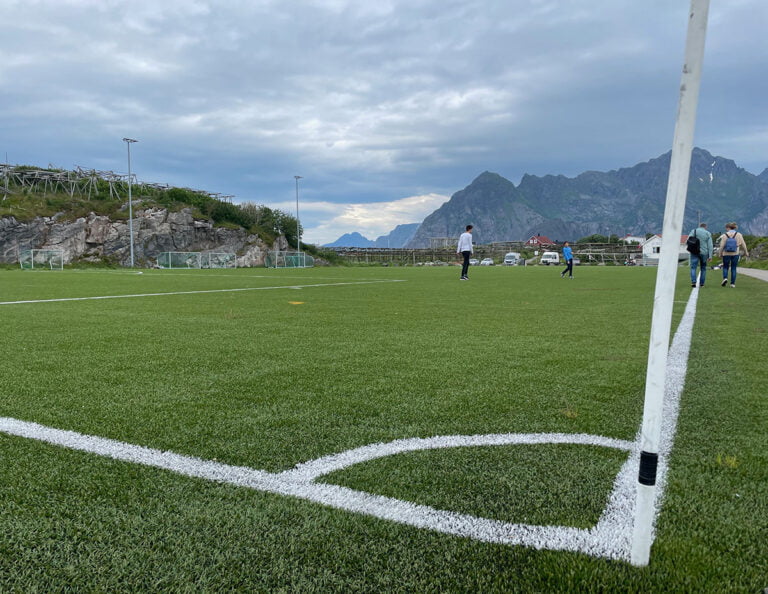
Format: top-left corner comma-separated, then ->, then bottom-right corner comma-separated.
561,242 -> 574,278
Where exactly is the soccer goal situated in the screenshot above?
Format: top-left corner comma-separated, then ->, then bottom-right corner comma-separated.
19,249 -> 64,270
202,252 -> 237,269
157,251 -> 202,269
265,251 -> 314,268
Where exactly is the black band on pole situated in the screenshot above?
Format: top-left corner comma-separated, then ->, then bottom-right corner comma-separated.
638,451 -> 659,486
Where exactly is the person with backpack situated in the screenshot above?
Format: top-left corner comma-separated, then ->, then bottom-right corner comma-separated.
718,222 -> 749,287
687,223 -> 713,288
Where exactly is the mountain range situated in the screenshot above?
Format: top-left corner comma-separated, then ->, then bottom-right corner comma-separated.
323,223 -> 419,248
406,148 -> 768,247
325,148 -> 768,248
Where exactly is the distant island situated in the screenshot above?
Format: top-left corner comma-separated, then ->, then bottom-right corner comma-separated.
324,223 -> 419,248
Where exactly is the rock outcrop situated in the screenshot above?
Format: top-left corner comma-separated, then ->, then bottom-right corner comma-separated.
0,207 -> 282,267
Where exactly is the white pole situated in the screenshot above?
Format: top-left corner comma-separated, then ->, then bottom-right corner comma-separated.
123,138 -> 138,268
631,0 -> 710,567
294,175 -> 302,266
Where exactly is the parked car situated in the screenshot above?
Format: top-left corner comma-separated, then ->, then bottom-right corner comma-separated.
503,252 -> 521,266
480,258 -> 494,266
540,251 -> 560,265
469,258 -> 479,266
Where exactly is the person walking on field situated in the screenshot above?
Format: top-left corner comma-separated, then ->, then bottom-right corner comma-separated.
560,241 -> 574,279
457,225 -> 474,280
719,222 -> 749,288
688,222 -> 713,288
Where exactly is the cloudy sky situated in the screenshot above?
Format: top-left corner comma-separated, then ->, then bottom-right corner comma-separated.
2,0 -> 766,244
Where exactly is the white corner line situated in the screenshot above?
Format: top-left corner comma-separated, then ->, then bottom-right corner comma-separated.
0,290 -> 698,563
0,416 -> 632,558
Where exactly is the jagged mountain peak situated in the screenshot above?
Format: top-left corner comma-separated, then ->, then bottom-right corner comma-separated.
472,171 -> 510,184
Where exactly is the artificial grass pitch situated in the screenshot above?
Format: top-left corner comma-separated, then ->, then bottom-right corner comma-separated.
0,265 -> 766,591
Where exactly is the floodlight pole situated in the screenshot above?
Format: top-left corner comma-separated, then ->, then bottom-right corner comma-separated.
294,175 -> 302,267
2,152 -> 8,201
631,0 -> 709,567
123,138 -> 138,268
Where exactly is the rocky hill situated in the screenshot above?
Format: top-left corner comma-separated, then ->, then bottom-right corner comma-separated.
0,164 -> 306,267
406,148 -> 768,247
0,207 -> 286,267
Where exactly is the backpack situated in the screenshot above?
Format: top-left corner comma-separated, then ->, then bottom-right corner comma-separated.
724,232 -> 738,253
686,231 -> 700,254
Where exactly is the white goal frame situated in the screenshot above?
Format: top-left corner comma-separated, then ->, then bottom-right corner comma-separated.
19,249 -> 64,270
265,251 -> 314,268
157,251 -> 202,269
202,252 -> 237,269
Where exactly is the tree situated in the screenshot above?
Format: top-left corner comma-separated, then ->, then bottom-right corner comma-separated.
577,233 -> 609,244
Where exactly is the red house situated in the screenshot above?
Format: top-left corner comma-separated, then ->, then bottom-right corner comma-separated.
524,234 -> 555,247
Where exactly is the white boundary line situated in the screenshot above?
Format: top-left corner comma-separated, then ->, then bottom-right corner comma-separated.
66,270 -> 384,281
0,289 -> 698,562
0,280 -> 405,306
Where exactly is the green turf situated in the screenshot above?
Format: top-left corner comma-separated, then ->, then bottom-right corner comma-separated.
0,265 -> 765,591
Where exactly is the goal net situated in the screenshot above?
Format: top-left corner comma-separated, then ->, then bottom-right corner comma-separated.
19,249 -> 64,270
265,251 -> 314,268
202,252 -> 237,269
157,252 -> 202,269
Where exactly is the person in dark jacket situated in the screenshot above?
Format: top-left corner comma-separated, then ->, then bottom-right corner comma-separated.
688,223 -> 713,288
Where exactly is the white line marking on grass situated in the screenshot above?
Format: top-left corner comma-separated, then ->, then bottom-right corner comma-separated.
278,433 -> 635,483
0,280 -> 405,306
0,290 -> 698,562
647,287 -> 699,535
0,417 -> 633,558
68,270 -> 389,282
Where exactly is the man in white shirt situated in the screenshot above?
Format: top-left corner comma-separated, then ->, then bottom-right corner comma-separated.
456,225 -> 474,280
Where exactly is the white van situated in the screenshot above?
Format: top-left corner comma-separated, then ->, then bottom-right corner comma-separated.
540,251 -> 560,265
503,252 -> 521,266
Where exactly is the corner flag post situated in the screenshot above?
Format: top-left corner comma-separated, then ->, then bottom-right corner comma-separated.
630,0 -> 710,567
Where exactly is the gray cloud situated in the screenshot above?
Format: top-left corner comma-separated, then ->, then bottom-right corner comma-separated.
1,0 -> 765,244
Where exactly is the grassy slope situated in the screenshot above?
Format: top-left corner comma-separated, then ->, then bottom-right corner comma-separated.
0,265 -> 765,591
